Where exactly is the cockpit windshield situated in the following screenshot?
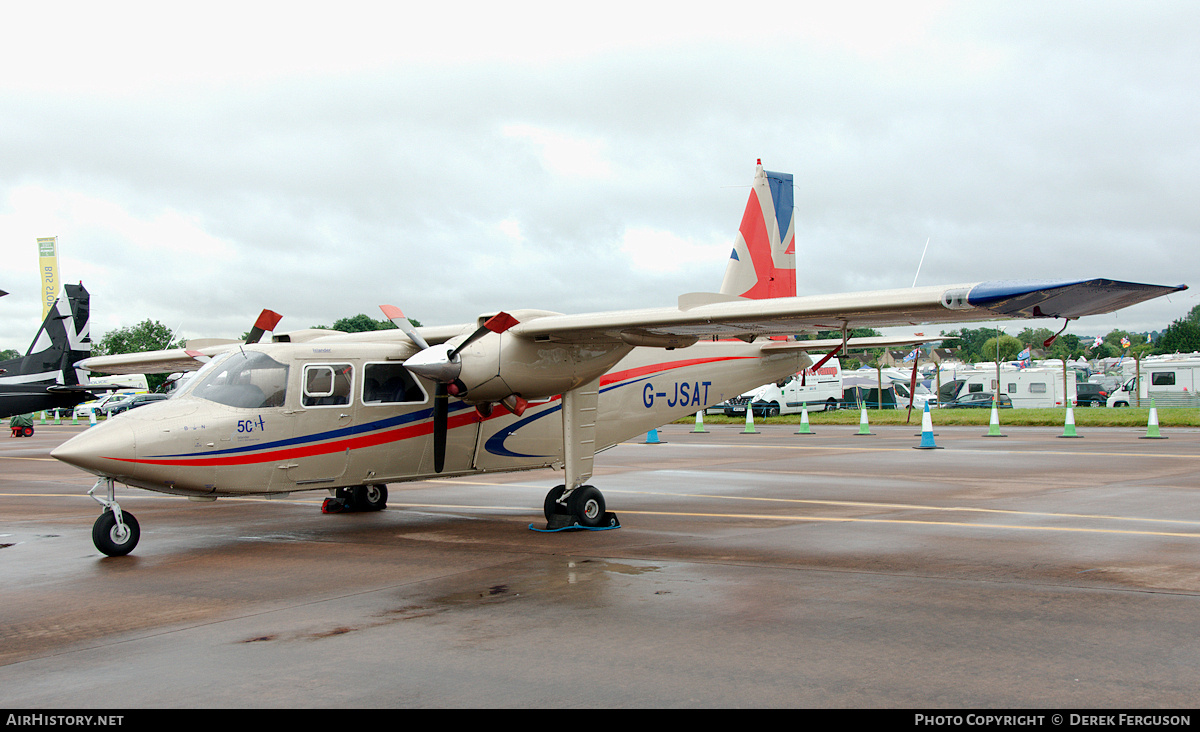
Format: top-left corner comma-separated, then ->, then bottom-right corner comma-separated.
186,350 -> 289,409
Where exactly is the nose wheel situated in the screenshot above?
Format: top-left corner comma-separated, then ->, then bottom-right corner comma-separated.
88,477 -> 140,556
93,509 -> 140,557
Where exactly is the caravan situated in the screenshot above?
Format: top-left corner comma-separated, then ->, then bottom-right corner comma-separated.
939,366 -> 1076,409
1107,355 -> 1200,407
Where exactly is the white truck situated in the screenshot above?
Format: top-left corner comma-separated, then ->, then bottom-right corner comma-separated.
940,366 -> 1076,409
725,357 -> 844,417
1107,355 -> 1200,407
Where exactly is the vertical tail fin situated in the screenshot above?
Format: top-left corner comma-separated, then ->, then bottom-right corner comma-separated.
719,160 -> 796,300
0,284 -> 91,386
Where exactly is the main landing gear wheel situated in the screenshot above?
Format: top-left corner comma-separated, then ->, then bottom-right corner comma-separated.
568,485 -> 606,527
323,485 -> 389,513
92,509 -> 140,557
542,484 -> 618,530
352,484 -> 388,511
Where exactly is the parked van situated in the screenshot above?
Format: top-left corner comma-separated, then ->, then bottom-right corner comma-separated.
1107,356 -> 1200,407
726,358 -> 843,417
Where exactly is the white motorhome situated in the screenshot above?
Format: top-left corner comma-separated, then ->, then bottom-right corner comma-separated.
1107,355 -> 1200,407
726,357 -> 843,416
941,366 -> 1076,409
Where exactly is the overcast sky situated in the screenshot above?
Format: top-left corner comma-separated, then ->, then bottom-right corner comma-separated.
1,1 -> 1196,353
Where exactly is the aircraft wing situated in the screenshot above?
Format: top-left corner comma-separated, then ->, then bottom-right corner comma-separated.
46,384 -> 126,393
509,279 -> 1186,345
788,334 -> 944,351
76,345 -> 237,375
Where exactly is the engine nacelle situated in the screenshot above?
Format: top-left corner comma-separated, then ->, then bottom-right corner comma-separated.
453,334 -> 632,402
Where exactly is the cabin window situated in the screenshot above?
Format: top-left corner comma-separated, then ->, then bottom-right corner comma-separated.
1029,383 -> 1047,394
1006,383 -> 1017,393
362,363 -> 427,404
303,364 -> 353,407
1151,372 -> 1176,386
968,383 -> 983,393
190,351 -> 289,409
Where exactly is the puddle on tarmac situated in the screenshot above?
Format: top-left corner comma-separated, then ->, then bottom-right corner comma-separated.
429,557 -> 662,609
236,558 -> 665,646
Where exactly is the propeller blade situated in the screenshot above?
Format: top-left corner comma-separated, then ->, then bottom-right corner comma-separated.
433,382 -> 448,473
379,304 -> 430,350
448,312 -> 519,360
245,309 -> 283,344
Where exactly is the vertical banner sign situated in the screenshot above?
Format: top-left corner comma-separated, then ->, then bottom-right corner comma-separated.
38,237 -> 59,318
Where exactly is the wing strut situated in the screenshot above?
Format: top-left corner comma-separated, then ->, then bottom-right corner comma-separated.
804,343 -> 843,387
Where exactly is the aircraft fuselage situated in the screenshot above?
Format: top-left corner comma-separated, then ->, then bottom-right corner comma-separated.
52,339 -> 804,498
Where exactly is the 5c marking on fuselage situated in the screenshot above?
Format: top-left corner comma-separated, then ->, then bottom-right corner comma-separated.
642,381 -> 711,409
237,416 -> 267,433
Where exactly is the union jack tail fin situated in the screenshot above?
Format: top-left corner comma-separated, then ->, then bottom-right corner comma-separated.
0,284 -> 91,386
718,160 -> 796,300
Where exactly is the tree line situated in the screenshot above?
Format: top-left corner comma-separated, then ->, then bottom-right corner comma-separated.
940,303 -> 1200,364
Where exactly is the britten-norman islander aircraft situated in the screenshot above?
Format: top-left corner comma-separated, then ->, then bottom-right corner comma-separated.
53,162 -> 1186,556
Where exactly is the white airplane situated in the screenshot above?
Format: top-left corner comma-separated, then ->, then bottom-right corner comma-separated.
53,162 -> 1185,556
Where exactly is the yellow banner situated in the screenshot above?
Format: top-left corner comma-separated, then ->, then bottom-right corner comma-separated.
38,237 -> 59,318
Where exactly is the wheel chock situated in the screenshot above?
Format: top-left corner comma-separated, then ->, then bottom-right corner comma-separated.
531,512 -> 621,532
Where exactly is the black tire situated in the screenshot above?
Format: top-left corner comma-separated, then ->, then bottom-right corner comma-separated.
825,398 -> 838,412
352,484 -> 388,511
543,485 -> 568,521
567,485 -> 606,528
22,426 -> 33,437
92,509 -> 140,557
766,403 -> 780,418
1114,401 -> 1129,408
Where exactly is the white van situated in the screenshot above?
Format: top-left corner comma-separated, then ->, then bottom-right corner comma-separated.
727,358 -> 843,416
1107,356 -> 1200,407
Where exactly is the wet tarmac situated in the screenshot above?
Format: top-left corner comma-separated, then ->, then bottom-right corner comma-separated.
2,420 -> 1200,708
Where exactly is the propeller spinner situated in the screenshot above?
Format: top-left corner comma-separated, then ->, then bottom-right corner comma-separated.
381,307 -> 519,473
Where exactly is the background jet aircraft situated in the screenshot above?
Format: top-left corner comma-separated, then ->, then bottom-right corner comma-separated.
0,284 -> 118,419
52,163 -> 1187,557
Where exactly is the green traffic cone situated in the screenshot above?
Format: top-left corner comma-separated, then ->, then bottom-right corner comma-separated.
795,403 -> 813,435
984,396 -> 1006,437
692,411 -> 709,434
741,405 -> 758,434
1141,398 -> 1167,439
1058,405 -> 1081,438
855,406 -> 873,435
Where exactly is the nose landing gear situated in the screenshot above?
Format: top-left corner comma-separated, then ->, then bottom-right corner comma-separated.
88,477 -> 140,557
